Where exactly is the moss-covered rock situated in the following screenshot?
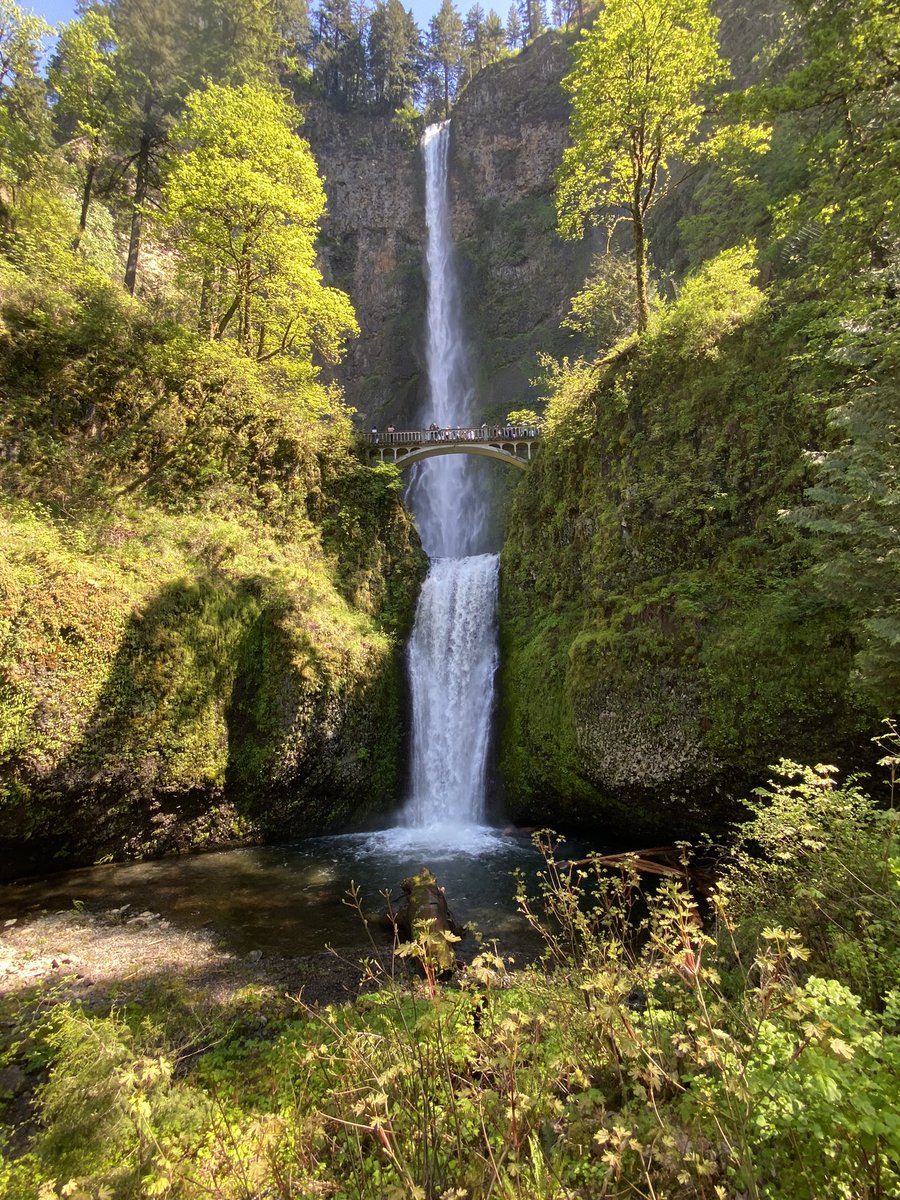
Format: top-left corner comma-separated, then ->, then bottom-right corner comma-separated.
0,492 -> 425,878
499,256 -> 876,835
0,267 -> 427,878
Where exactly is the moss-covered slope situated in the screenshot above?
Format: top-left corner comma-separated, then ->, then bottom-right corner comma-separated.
499,253 -> 874,835
0,495 -> 422,877
0,268 -> 426,877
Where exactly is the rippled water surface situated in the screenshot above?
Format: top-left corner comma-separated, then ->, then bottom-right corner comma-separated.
0,829 -> 593,958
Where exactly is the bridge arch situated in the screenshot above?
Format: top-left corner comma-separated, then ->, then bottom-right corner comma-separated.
365,426 -> 539,471
375,443 -> 529,471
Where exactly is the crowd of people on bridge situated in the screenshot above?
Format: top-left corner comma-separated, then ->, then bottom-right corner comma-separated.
368,422 -> 540,445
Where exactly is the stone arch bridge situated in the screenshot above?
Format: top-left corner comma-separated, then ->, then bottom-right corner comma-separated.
364,425 -> 540,470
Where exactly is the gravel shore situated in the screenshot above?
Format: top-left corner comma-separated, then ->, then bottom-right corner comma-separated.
1,903 -> 384,1013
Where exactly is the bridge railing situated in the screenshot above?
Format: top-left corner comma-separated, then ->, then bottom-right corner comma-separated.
364,425 -> 541,445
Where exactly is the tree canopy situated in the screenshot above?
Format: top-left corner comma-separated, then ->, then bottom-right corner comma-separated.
165,82 -> 357,363
556,0 -> 728,329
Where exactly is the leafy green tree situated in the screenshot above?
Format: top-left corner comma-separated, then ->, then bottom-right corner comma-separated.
0,0 -> 53,222
742,0 -> 898,293
427,0 -> 464,116
48,10 -> 124,252
563,251 -> 643,349
556,0 -> 728,330
164,83 -> 358,365
368,0 -> 421,108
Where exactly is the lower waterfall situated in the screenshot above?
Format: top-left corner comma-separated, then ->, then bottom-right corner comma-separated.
402,553 -> 500,828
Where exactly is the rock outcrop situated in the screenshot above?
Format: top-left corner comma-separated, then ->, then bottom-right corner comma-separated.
303,103 -> 427,426
304,32 -> 594,427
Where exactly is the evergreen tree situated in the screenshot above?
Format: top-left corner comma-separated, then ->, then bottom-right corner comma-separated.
311,0 -> 368,105
483,8 -> 505,61
518,0 -> 545,42
48,10 -> 124,251
105,0 -> 192,293
368,0 -> 421,108
427,0 -> 463,116
277,0 -> 313,52
505,1 -> 523,48
550,0 -> 581,29
184,0 -> 289,84
463,3 -> 486,78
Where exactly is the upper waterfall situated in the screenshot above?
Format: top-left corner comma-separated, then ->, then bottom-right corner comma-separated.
406,122 -> 488,558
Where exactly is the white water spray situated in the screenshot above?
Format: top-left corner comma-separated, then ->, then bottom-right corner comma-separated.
405,554 -> 499,826
399,122 -> 500,835
406,123 -> 487,558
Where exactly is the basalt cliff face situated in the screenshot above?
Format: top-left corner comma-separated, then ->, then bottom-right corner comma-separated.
305,32 -> 594,428
303,103 -> 427,427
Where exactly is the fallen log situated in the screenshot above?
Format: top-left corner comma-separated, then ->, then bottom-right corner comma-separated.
390,867 -> 463,977
562,848 -> 716,894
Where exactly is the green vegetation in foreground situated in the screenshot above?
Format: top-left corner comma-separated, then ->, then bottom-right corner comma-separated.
2,752 -> 898,1198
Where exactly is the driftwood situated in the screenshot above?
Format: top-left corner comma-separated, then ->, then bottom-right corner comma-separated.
389,867 -> 463,976
563,847 -> 715,893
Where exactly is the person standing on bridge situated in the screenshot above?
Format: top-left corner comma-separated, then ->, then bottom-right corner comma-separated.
371,425 -> 378,443
387,422 -> 396,442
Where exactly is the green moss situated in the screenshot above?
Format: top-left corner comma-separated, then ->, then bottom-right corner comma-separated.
0,257 -> 427,870
499,255 -> 876,833
0,493 -> 423,868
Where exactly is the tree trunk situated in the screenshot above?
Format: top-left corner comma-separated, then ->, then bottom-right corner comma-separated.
125,106 -> 153,296
633,204 -> 649,333
72,161 -> 96,253
199,275 -> 211,335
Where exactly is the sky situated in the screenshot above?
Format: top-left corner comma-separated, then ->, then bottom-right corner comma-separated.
25,0 -> 451,37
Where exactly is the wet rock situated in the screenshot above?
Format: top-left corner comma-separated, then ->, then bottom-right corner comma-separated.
0,1065 -> 28,1096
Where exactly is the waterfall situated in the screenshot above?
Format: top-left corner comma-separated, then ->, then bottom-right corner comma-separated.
406,122 -> 487,558
405,554 -> 499,826
401,122 -> 499,832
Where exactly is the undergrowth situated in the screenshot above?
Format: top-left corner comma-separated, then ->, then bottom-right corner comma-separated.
2,746 -> 897,1199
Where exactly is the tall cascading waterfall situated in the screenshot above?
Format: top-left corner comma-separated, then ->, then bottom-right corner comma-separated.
401,122 -> 499,832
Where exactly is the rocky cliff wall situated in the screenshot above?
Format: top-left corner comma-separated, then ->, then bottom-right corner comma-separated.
305,1 -> 772,429
449,33 -> 597,419
302,103 -> 427,427
303,32 -> 595,428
